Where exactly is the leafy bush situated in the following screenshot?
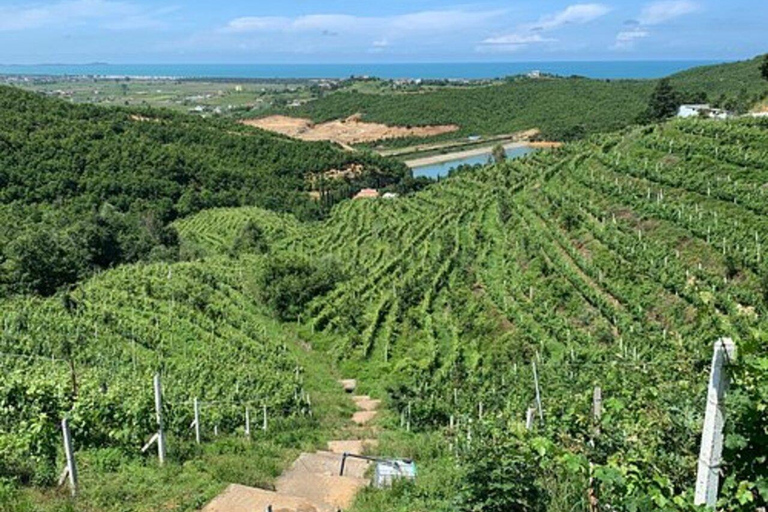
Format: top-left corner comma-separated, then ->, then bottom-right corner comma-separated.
258,255 -> 345,321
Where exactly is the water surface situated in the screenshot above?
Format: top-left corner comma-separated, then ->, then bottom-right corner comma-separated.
0,61 -> 716,80
412,145 -> 536,179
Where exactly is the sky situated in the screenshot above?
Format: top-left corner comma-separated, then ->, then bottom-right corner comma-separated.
0,0 -> 765,64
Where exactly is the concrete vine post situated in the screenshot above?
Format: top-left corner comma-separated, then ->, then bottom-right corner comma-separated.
193,397 -> 201,444
694,338 -> 737,508
593,386 -> 602,435
525,407 -> 536,430
61,418 -> 78,497
532,361 -> 543,421
154,373 -> 166,465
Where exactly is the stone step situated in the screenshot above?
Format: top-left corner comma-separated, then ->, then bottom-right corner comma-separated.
202,483 -> 331,512
352,410 -> 378,425
339,379 -> 357,393
327,439 -> 378,456
352,396 -> 382,411
281,451 -> 370,480
276,472 -> 368,511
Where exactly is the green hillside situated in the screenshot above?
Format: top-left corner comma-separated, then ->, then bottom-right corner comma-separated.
670,55 -> 768,105
179,117 -> 768,510
0,253 -> 352,511
2,107 -> 767,509
287,78 -> 655,143
0,85 -> 408,297
282,55 -> 768,144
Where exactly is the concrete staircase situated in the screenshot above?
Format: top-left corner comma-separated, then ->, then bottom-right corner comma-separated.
202,380 -> 380,512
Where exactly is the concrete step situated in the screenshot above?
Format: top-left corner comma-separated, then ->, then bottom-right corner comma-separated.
275,472 -> 368,511
202,483 -> 330,512
327,439 -> 378,456
281,451 -> 370,479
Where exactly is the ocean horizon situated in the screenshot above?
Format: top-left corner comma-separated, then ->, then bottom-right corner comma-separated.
0,61 -> 719,80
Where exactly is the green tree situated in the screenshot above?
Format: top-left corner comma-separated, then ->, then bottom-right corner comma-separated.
645,78 -> 680,122
761,54 -> 768,82
257,255 -> 345,321
492,144 -> 507,164
231,220 -> 268,255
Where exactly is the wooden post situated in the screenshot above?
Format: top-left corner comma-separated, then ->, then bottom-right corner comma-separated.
532,362 -> 543,421
262,404 -> 268,431
525,407 -> 536,430
154,374 -> 166,465
695,338 -> 737,508
194,398 -> 201,444
61,418 -> 78,497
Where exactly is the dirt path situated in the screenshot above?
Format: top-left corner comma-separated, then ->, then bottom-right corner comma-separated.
202,379 -> 380,512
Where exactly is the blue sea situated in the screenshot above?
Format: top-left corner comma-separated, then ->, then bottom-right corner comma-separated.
0,61 -> 717,80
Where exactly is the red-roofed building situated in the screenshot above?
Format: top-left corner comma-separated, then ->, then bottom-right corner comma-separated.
354,188 -> 379,199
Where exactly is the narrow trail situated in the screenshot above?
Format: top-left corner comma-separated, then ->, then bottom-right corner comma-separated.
202,379 -> 380,512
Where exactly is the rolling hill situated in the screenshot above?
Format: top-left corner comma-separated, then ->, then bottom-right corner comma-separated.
1,94 -> 766,510
178,116 -> 768,511
281,55 -> 768,144
0,85 -> 408,297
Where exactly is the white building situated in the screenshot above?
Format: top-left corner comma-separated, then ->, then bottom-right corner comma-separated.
677,104 -> 729,120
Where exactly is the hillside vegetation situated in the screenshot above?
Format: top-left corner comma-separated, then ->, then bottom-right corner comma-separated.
0,251 -> 353,510
2,86 -> 767,509
178,117 -> 768,510
284,55 -> 768,144
0,85 -> 407,297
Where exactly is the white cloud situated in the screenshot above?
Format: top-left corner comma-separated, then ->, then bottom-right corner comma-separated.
223,10 -> 503,37
613,0 -> 698,50
525,3 -> 612,31
0,0 -> 170,32
612,28 -> 651,49
639,0 -> 699,25
478,3 -> 610,53
482,34 -> 558,46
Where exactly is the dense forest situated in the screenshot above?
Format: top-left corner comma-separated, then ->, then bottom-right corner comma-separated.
283,55 -> 768,144
0,86 -> 408,297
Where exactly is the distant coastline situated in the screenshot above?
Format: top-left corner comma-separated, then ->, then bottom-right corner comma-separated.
0,61 -> 718,80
